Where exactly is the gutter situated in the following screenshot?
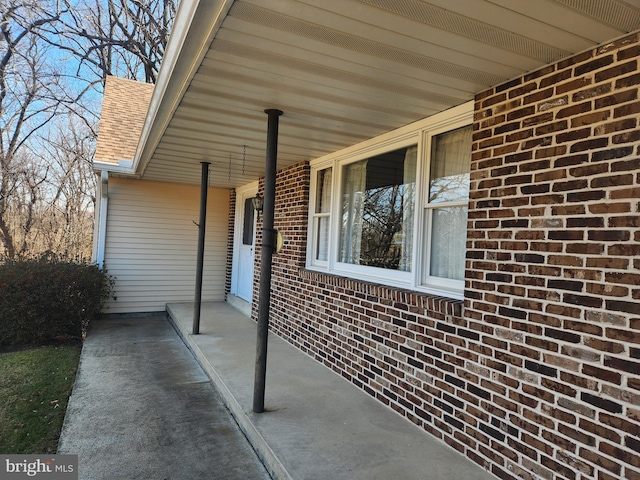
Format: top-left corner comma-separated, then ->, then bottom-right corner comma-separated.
95,171 -> 109,269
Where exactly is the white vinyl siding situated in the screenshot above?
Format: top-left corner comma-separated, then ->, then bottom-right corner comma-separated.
103,177 -> 229,313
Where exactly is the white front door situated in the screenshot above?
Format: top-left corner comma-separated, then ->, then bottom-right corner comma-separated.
233,186 -> 257,303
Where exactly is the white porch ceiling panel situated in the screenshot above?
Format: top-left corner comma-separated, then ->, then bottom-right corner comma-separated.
137,0 -> 640,187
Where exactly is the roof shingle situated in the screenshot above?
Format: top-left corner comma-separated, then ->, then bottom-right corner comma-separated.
94,76 -> 154,164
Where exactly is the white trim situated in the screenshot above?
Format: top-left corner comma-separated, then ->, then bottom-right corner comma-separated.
231,181 -> 259,301
330,138 -> 418,279
91,173 -> 101,264
418,120 -> 473,297
420,206 -> 467,299
308,166 -> 330,268
95,171 -> 109,269
93,160 -> 136,175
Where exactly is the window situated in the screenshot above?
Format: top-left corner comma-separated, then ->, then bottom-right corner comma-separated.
312,168 -> 332,263
242,198 -> 255,246
339,146 -> 416,271
423,125 -> 472,287
308,103 -> 472,298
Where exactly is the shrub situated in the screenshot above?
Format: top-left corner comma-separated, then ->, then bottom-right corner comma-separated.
0,253 -> 114,346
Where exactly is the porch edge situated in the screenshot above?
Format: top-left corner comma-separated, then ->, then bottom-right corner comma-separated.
166,303 -> 291,480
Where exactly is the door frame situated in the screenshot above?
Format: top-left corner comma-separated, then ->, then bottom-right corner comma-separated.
230,181 -> 259,303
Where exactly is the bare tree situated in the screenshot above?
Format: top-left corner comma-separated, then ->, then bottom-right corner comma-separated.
360,184 -> 405,269
45,0 -> 176,87
0,0 -> 177,260
5,151 -> 48,255
35,116 -> 96,259
0,0 -> 66,258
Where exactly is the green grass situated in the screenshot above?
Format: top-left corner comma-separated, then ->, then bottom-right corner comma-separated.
0,345 -> 81,454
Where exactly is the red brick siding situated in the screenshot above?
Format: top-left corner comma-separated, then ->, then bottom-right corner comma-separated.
251,163 -> 311,320
256,163 -> 501,472
244,34 -> 640,480
468,32 -> 640,480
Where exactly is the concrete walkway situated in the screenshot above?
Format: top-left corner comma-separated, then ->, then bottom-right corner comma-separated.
167,302 -> 496,480
57,315 -> 270,480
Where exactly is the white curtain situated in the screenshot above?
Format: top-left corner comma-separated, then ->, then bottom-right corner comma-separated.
340,160 -> 367,264
429,126 -> 472,203
429,206 -> 468,280
428,125 -> 472,280
399,146 -> 417,272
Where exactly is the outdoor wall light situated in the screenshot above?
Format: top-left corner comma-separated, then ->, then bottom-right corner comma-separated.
252,194 -> 264,212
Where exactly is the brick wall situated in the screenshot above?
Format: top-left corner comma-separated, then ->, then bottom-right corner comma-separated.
248,34 -> 640,480
251,162 -> 311,319
466,33 -> 640,479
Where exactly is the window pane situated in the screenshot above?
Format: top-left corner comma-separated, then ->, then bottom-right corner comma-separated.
316,216 -> 330,262
315,168 -> 332,213
242,198 -> 255,246
340,146 -> 416,271
430,125 -> 472,203
429,206 -> 467,280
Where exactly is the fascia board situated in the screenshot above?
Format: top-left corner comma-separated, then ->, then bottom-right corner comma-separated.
132,0 -> 236,177
93,160 -> 137,175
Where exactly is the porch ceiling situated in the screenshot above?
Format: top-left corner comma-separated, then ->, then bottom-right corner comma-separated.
133,0 -> 640,188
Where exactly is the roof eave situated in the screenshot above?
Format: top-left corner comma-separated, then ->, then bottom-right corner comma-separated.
132,0 -> 236,178
93,160 -> 137,175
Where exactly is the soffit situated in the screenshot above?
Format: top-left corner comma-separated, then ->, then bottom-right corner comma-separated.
137,0 -> 640,187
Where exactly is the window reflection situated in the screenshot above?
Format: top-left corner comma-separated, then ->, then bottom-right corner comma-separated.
340,146 -> 416,271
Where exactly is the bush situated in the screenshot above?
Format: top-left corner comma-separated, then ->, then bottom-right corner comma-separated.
0,254 -> 114,346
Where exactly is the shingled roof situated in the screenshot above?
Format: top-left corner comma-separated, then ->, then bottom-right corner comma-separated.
94,76 -> 154,165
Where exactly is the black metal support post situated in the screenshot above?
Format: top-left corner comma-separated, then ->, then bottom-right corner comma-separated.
253,109 -> 283,413
192,161 -> 211,335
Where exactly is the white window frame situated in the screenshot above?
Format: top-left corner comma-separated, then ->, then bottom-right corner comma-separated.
309,164 -> 333,268
419,123 -> 472,297
307,102 -> 473,299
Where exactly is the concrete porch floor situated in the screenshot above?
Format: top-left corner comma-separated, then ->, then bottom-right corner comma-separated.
167,301 -> 496,480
